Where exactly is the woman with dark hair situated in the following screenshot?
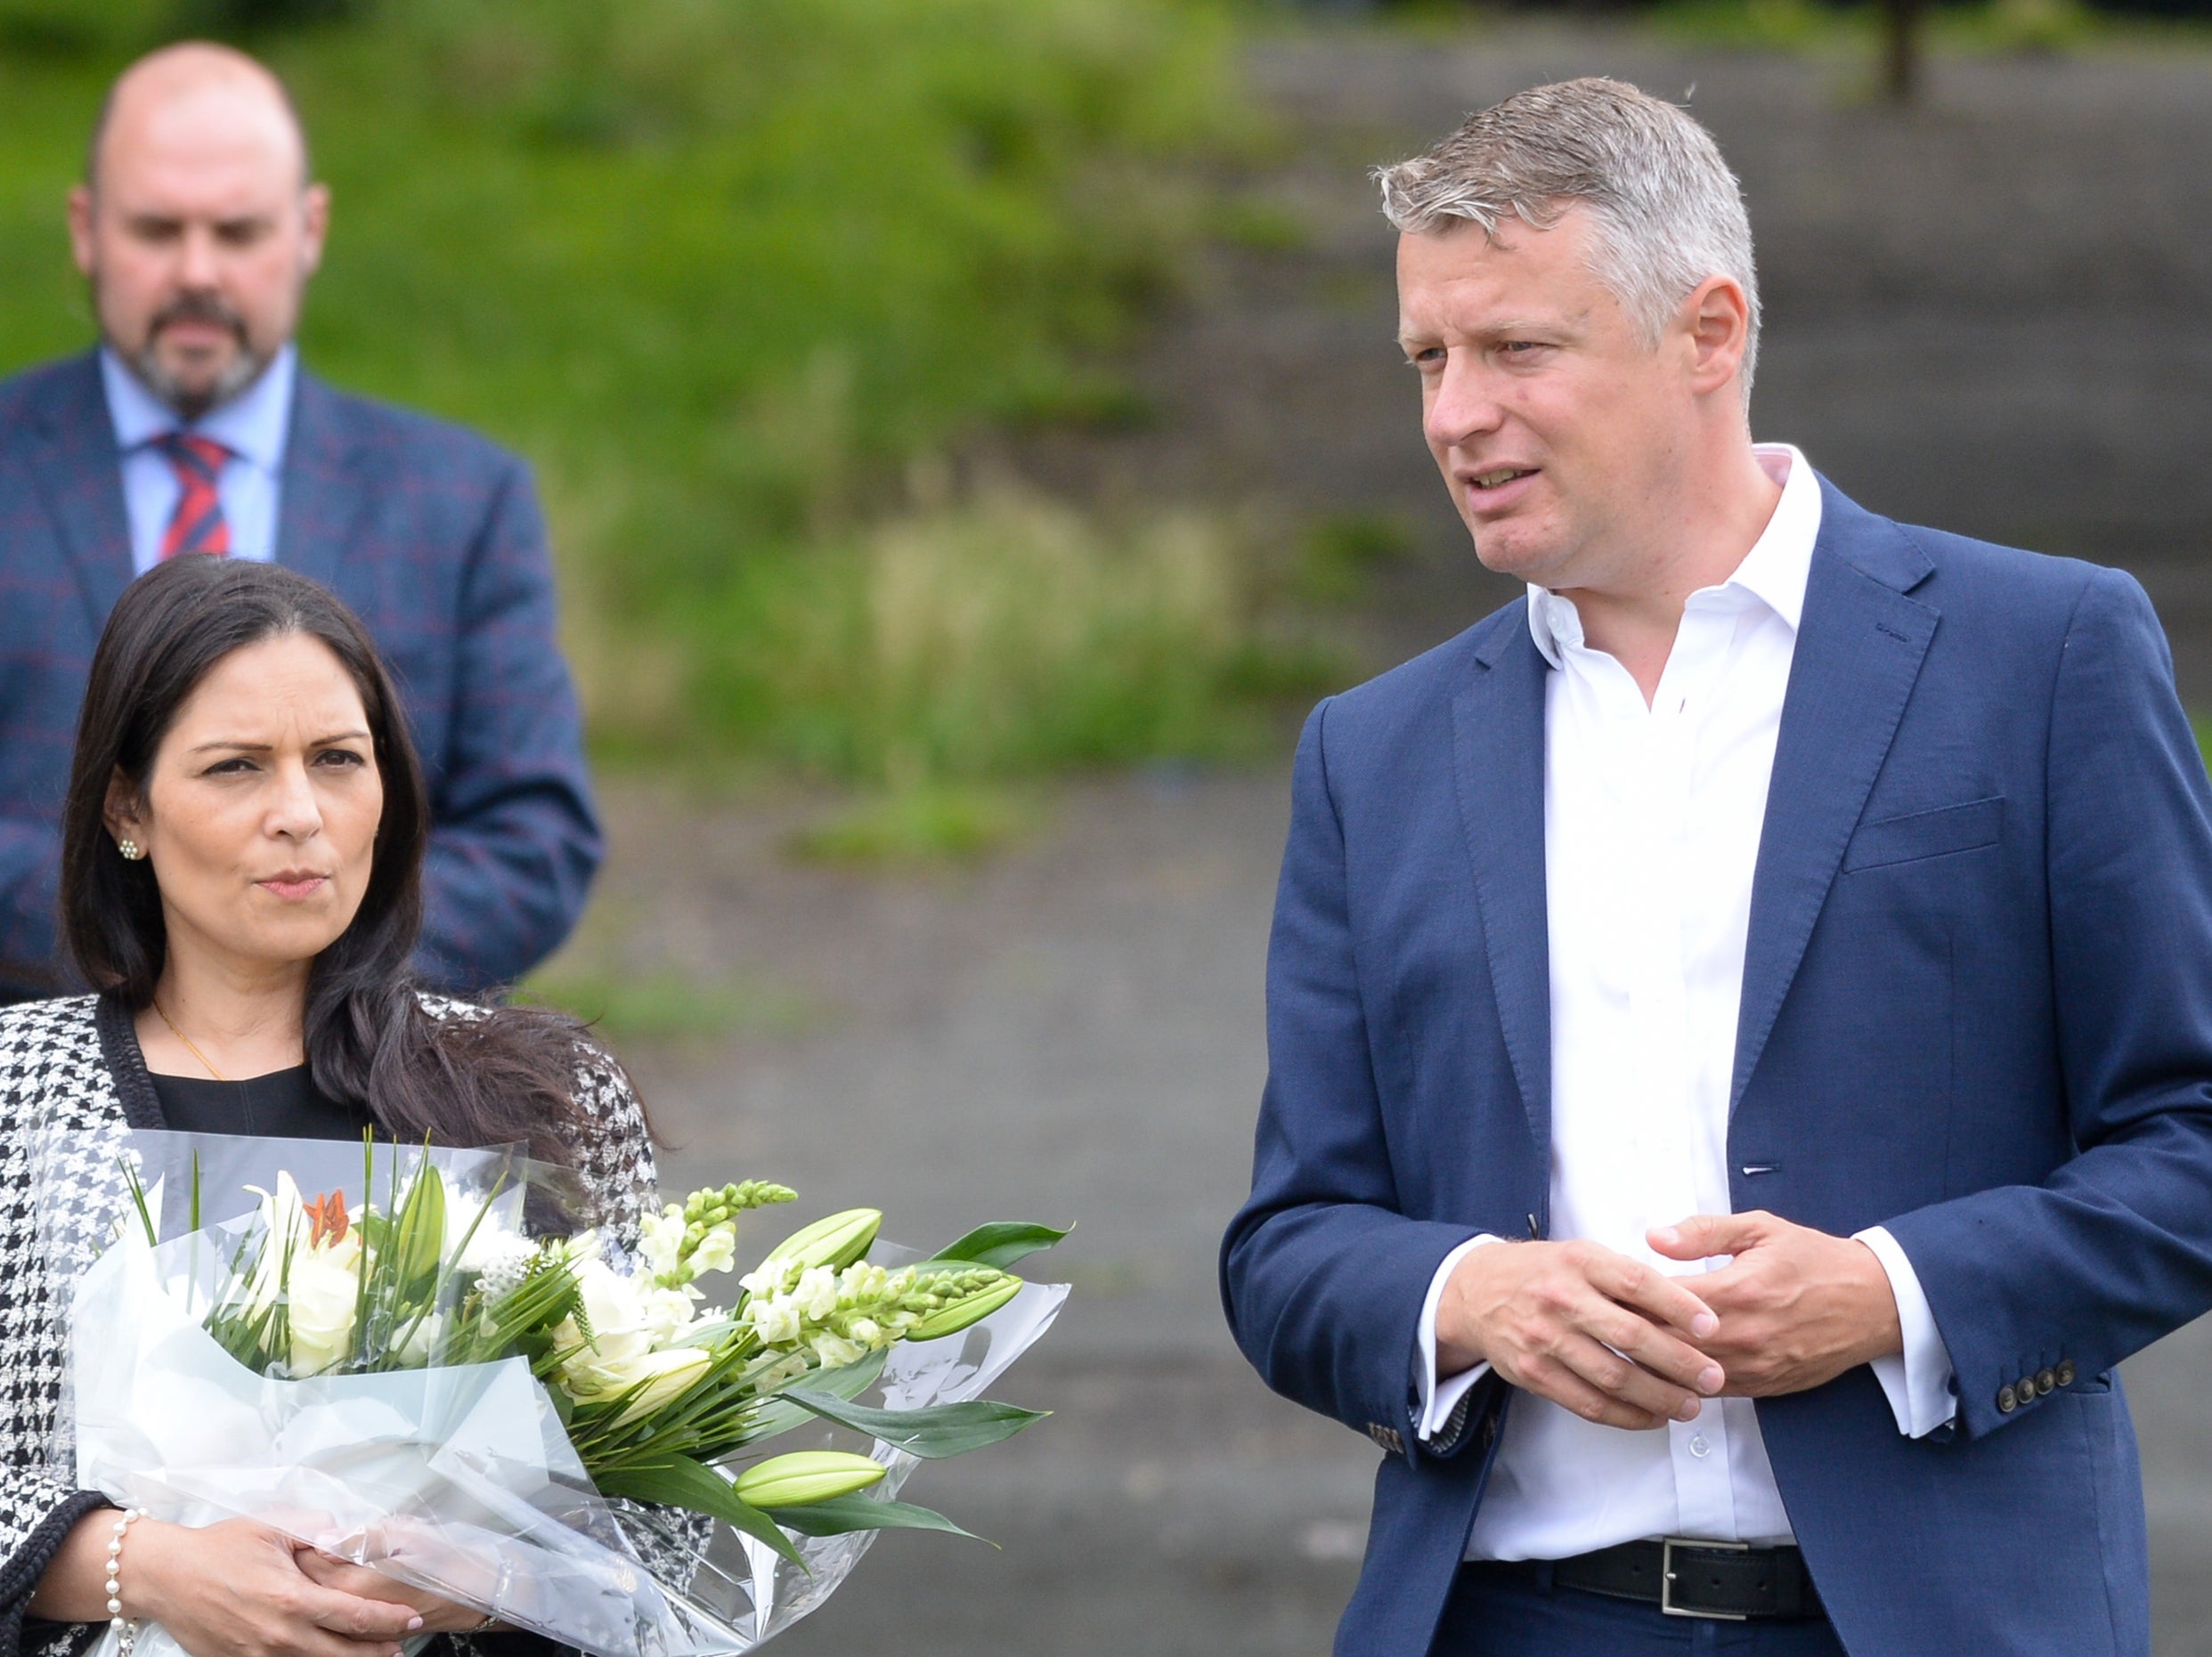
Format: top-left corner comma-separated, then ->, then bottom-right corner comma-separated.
0,556 -> 653,1657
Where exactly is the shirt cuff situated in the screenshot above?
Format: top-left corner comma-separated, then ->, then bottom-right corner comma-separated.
1854,1224 -> 1957,1438
1416,1236 -> 1500,1440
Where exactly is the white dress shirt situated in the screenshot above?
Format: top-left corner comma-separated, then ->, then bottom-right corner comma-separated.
102,345 -> 297,574
1416,444 -> 1956,1563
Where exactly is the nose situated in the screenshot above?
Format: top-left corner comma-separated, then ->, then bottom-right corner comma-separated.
1423,350 -> 1506,454
265,759 -> 324,842
177,223 -> 223,290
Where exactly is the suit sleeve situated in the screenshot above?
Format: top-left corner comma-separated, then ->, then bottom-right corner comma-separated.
1219,701 -> 1487,1459
0,1477 -> 110,1657
0,827 -> 65,1002
412,458 -> 603,995
1883,566 -> 2212,1439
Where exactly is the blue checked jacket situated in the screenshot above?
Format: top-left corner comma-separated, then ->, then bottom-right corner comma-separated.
0,352 -> 601,998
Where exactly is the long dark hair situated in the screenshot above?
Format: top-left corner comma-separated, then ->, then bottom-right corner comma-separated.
61,556 -> 600,1168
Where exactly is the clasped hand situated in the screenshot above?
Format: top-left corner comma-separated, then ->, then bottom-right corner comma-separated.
1433,1210 -> 1906,1432
30,1515 -> 485,1657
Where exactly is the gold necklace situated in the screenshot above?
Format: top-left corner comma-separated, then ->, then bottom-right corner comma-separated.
151,1000 -> 227,1082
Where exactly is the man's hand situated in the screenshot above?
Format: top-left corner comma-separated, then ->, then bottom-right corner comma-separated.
1649,1211 -> 1904,1397
1436,1239 -> 1726,1431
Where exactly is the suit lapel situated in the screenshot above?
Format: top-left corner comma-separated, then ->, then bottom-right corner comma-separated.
1451,609 -> 1553,1151
26,353 -> 134,638
1731,483 -> 1939,1112
276,370 -> 370,591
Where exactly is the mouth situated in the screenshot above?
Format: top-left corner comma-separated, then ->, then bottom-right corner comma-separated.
149,296 -> 248,355
156,320 -> 238,352
256,872 -> 331,902
1458,465 -> 1541,514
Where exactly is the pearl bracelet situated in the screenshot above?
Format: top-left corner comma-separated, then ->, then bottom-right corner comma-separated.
104,1508 -> 145,1657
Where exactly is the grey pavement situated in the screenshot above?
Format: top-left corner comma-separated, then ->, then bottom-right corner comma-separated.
568,24 -> 2212,1654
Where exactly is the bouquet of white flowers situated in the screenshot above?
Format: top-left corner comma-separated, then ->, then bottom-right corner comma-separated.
42,1130 -> 1066,1657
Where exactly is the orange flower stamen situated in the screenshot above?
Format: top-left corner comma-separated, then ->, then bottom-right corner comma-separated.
305,1190 -> 350,1249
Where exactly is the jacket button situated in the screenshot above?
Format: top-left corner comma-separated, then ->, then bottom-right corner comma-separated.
2056,1360 -> 2077,1387
2035,1368 -> 2056,1395
1997,1385 -> 2018,1413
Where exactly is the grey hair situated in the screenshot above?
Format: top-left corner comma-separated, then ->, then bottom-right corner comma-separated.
1375,77 -> 1761,394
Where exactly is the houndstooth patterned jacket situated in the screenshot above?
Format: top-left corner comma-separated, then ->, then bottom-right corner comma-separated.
0,993 -> 658,1657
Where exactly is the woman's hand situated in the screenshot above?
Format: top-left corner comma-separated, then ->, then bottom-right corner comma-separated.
136,1520 -> 428,1657
292,1549 -> 486,1635
64,1517 -> 428,1657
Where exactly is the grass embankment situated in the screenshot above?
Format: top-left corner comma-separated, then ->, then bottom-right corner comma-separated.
0,0 -> 1336,855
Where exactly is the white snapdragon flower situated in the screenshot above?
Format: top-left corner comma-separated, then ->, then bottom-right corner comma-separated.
691,1227 -> 737,1276
748,1295 -> 801,1345
739,1256 -> 793,1299
638,1208 -> 687,1282
809,1331 -> 866,1369
792,1266 -> 840,1320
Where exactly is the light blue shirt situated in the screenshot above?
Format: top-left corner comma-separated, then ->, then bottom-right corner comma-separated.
100,345 -> 297,575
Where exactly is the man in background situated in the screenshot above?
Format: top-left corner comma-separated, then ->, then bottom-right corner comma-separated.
0,41 -> 599,998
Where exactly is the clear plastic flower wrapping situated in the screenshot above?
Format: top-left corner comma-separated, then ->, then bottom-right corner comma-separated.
34,1128 -> 1067,1657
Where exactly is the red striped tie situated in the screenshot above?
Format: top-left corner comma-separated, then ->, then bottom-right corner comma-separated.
157,434 -> 232,559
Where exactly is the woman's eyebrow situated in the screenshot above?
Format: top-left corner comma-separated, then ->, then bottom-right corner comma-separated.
187,728 -> 371,753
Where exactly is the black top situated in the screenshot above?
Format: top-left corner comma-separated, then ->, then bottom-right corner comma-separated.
145,1064 -> 377,1141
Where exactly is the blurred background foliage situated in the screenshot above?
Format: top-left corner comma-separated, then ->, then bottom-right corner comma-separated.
5,0 -> 2202,833
0,0 -> 1333,819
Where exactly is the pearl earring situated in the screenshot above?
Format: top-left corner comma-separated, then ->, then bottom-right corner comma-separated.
117,839 -> 142,861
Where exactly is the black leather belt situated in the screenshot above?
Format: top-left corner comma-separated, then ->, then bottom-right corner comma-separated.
1471,1538 -> 1826,1620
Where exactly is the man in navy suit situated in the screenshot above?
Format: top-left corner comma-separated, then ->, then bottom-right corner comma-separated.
0,42 -> 599,998
1221,77 -> 2212,1655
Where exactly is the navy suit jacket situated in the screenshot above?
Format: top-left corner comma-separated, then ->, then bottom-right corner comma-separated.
0,351 -> 601,997
1222,479 -> 2212,1656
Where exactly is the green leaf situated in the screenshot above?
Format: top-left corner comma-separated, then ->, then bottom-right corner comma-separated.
762,1493 -> 988,1542
782,1391 -> 1047,1459
925,1222 -> 1069,1271
592,1453 -> 803,1568
737,1351 -> 888,1446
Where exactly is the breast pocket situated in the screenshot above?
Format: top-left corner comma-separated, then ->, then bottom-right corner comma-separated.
1842,796 -> 2005,873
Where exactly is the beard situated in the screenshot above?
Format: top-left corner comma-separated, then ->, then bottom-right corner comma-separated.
115,290 -> 272,421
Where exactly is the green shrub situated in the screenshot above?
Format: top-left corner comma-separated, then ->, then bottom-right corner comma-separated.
688,496 -> 1335,785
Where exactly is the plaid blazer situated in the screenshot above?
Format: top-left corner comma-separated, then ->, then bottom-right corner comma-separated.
0,352 -> 602,998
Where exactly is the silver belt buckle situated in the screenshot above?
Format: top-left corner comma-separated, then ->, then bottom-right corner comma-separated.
1660,1536 -> 1751,1620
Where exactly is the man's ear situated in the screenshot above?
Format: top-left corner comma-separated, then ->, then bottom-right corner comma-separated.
1680,274 -> 1752,397
299,183 -> 330,279
102,769 -> 146,851
68,184 -> 96,279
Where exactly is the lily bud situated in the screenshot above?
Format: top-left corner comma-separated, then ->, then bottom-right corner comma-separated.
903,1272 -> 1021,1341
767,1208 -> 881,1273
733,1450 -> 887,1509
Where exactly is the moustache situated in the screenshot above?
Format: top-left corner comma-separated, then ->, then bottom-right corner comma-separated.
149,294 -> 248,342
